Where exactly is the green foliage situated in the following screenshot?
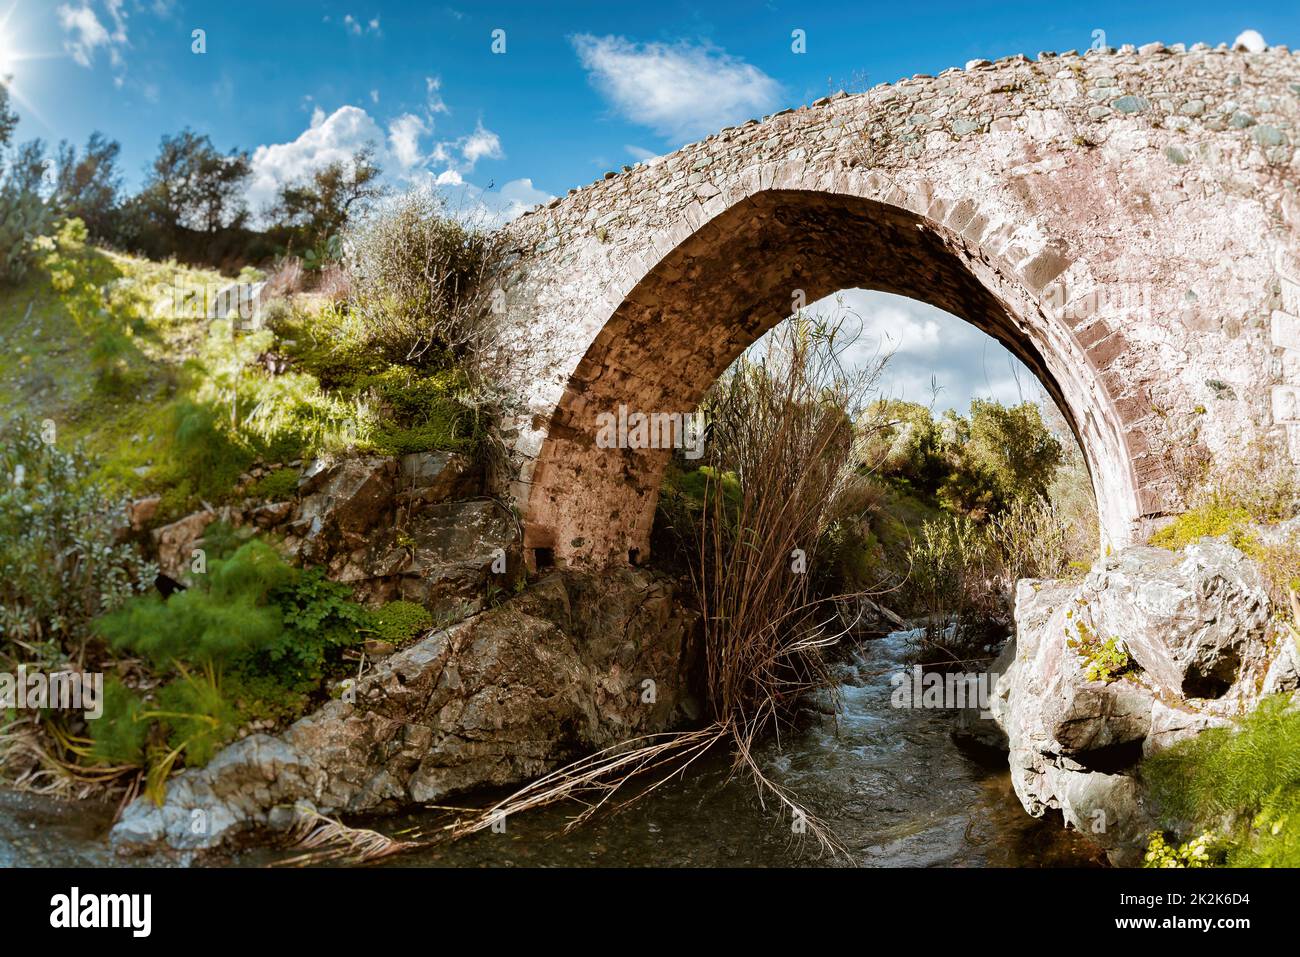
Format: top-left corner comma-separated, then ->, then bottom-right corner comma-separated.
96,540 -> 292,667
987,494 -> 1074,582
0,178 -> 53,284
236,566 -> 366,692
1142,694 -> 1300,867
147,306 -> 486,515
36,219 -> 149,392
90,537 -> 372,791
1144,830 -> 1225,868
87,678 -> 150,768
1149,503 -> 1254,551
963,399 -> 1062,505
0,419 -> 155,652
0,95 -> 55,284
247,466 -> 300,501
903,514 -> 1004,664
51,132 -> 123,243
366,600 -> 433,645
1065,615 -> 1134,683
135,128 -> 251,237
357,366 -> 486,455
151,665 -> 238,768
863,400 -> 950,494
862,398 -> 1063,519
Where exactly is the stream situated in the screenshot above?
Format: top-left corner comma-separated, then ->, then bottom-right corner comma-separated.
1,629 -> 1102,867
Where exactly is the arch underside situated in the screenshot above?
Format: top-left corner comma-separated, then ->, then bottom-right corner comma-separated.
525,189 -> 1139,568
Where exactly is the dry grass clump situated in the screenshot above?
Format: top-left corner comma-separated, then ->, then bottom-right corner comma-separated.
343,188 -> 503,368
448,311 -> 886,855
276,806 -> 422,867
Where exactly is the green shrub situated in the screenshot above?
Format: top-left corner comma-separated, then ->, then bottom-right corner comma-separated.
987,494 -> 1073,582
1149,503 -> 1254,551
92,537 -> 371,795
903,514 -> 1003,665
1065,615 -> 1134,683
96,539 -> 292,667
151,666 -> 238,769
0,420 -> 156,653
344,188 -> 500,366
155,397 -> 255,505
1142,694 -> 1300,867
87,678 -> 150,768
1143,830 -> 1225,868
235,566 -> 367,691
366,600 -> 433,644
247,467 -> 300,501
0,172 -> 54,285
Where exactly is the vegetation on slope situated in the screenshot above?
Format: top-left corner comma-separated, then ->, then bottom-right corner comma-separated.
0,169 -> 499,802
1143,694 -> 1300,867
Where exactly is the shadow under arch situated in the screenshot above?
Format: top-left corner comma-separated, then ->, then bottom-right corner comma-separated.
523,188 -> 1141,569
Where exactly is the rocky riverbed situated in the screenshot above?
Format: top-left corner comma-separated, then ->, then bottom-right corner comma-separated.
1,628 -> 1101,868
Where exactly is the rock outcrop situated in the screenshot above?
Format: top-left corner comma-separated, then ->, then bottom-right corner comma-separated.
146,449 -> 514,615
991,540 -> 1299,865
110,568 -> 700,856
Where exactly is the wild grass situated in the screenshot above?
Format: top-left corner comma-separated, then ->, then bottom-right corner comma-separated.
343,188 -> 503,368
1151,437 -> 1299,553
446,310 -> 886,855
1,214 -> 492,520
1142,694 -> 1300,867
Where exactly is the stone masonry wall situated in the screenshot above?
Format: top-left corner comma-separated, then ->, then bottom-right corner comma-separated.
485,42 -> 1300,568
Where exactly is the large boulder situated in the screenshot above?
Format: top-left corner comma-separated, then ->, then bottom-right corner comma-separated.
1081,543 -> 1271,699
993,541 -> 1297,865
397,451 -> 480,504
329,500 -> 521,612
294,455 -> 397,554
110,568 -> 700,856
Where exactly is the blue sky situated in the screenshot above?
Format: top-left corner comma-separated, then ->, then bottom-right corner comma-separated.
3,0 -> 1297,410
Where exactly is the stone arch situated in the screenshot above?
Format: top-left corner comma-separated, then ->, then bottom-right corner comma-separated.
523,185 -> 1141,568
493,45 -> 1299,571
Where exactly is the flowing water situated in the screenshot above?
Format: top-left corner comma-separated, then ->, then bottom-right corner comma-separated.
2,630 -> 1102,867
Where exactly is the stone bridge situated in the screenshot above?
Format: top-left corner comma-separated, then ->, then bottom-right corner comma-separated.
488,42 -> 1300,570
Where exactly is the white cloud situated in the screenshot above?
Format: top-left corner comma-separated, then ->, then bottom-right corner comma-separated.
58,4 -> 112,68
58,0 -> 134,83
461,122 -> 503,167
625,144 -> 658,162
814,289 -> 1037,413
388,112 -> 428,169
370,89 -> 380,104
497,177 -> 551,218
425,76 -> 449,114
248,105 -> 386,215
573,34 -> 782,142
248,103 -> 542,229
342,13 -> 381,37
434,176 -> 552,227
